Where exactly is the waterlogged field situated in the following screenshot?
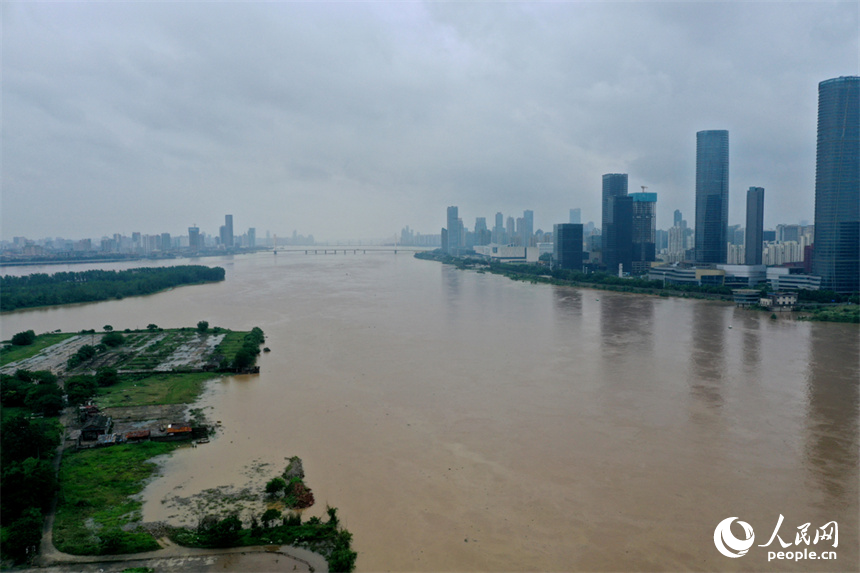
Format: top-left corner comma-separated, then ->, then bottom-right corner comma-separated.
0,332 -> 76,366
54,442 -> 180,555
95,372 -> 218,408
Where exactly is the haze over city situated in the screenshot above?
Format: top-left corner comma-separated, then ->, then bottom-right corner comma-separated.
2,2 -> 858,242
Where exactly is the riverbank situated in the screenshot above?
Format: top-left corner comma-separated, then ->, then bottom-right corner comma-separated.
1,325 -> 358,571
415,250 -> 859,322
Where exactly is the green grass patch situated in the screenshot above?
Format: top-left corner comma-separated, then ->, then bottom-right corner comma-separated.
95,372 -> 219,408
213,330 -> 246,358
797,305 -> 860,323
0,406 -> 29,421
54,442 -> 179,555
0,333 -> 76,366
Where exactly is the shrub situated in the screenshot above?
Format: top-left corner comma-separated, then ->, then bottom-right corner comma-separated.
265,477 -> 286,495
11,330 -> 36,346
96,367 -> 119,387
101,332 -> 126,347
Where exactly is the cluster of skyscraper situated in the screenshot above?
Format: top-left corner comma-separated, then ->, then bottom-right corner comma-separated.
440,76 -> 858,293
444,206 -> 537,255
690,76 -> 859,293
601,174 -> 657,275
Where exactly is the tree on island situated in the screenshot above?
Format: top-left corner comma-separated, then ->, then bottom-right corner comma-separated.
197,321 -> 209,333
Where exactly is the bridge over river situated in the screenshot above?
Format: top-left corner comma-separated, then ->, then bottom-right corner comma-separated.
266,246 -> 431,255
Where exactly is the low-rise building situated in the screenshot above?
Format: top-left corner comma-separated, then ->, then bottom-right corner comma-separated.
733,289 -> 761,307
760,292 -> 798,311
766,267 -> 821,291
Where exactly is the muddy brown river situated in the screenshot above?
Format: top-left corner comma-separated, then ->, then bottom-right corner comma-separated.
2,252 -> 857,571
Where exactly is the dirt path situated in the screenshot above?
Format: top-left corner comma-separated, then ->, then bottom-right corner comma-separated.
29,541 -> 327,572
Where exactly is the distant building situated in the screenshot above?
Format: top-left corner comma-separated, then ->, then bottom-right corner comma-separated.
188,226 -> 201,252
812,76 -> 860,293
521,210 -> 534,248
717,264 -> 767,287
766,267 -> 822,291
695,130 -> 729,264
224,215 -> 234,248
648,265 -> 726,286
493,212 -> 505,244
732,289 -> 761,307
553,223 -> 583,270
506,216 -> 516,243
473,244 -> 526,261
445,206 -> 461,254
474,217 -> 490,246
760,292 -> 798,311
745,187 -> 765,265
569,208 -> 581,225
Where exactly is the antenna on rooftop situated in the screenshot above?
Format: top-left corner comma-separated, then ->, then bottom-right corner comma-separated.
641,186 -> 647,193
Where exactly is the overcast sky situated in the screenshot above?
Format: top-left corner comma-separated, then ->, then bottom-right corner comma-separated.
2,2 -> 858,243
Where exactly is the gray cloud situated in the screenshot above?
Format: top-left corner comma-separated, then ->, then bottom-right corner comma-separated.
2,1 -> 857,241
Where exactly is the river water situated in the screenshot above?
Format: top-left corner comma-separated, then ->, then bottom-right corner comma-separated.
1,252 -> 857,571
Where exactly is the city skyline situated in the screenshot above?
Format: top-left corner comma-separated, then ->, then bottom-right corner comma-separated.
2,3 -> 857,242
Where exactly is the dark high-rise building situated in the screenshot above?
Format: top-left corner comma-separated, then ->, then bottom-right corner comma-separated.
602,174 -> 630,273
606,195 -> 633,274
632,192 -> 657,274
674,209 -> 683,227
745,186 -> 765,265
813,76 -> 859,292
602,174 -> 628,242
553,223 -> 583,270
695,130 -> 729,264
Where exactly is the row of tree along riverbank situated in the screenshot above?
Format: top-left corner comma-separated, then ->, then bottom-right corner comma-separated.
0,265 -> 226,311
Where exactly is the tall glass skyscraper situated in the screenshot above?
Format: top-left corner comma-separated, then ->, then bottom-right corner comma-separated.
632,192 -> 657,274
812,76 -> 860,293
745,187 -> 765,265
601,173 -> 628,272
695,130 -> 729,264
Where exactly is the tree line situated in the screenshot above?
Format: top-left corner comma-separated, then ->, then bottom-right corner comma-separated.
0,266 -> 226,311
1,370 -> 63,564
